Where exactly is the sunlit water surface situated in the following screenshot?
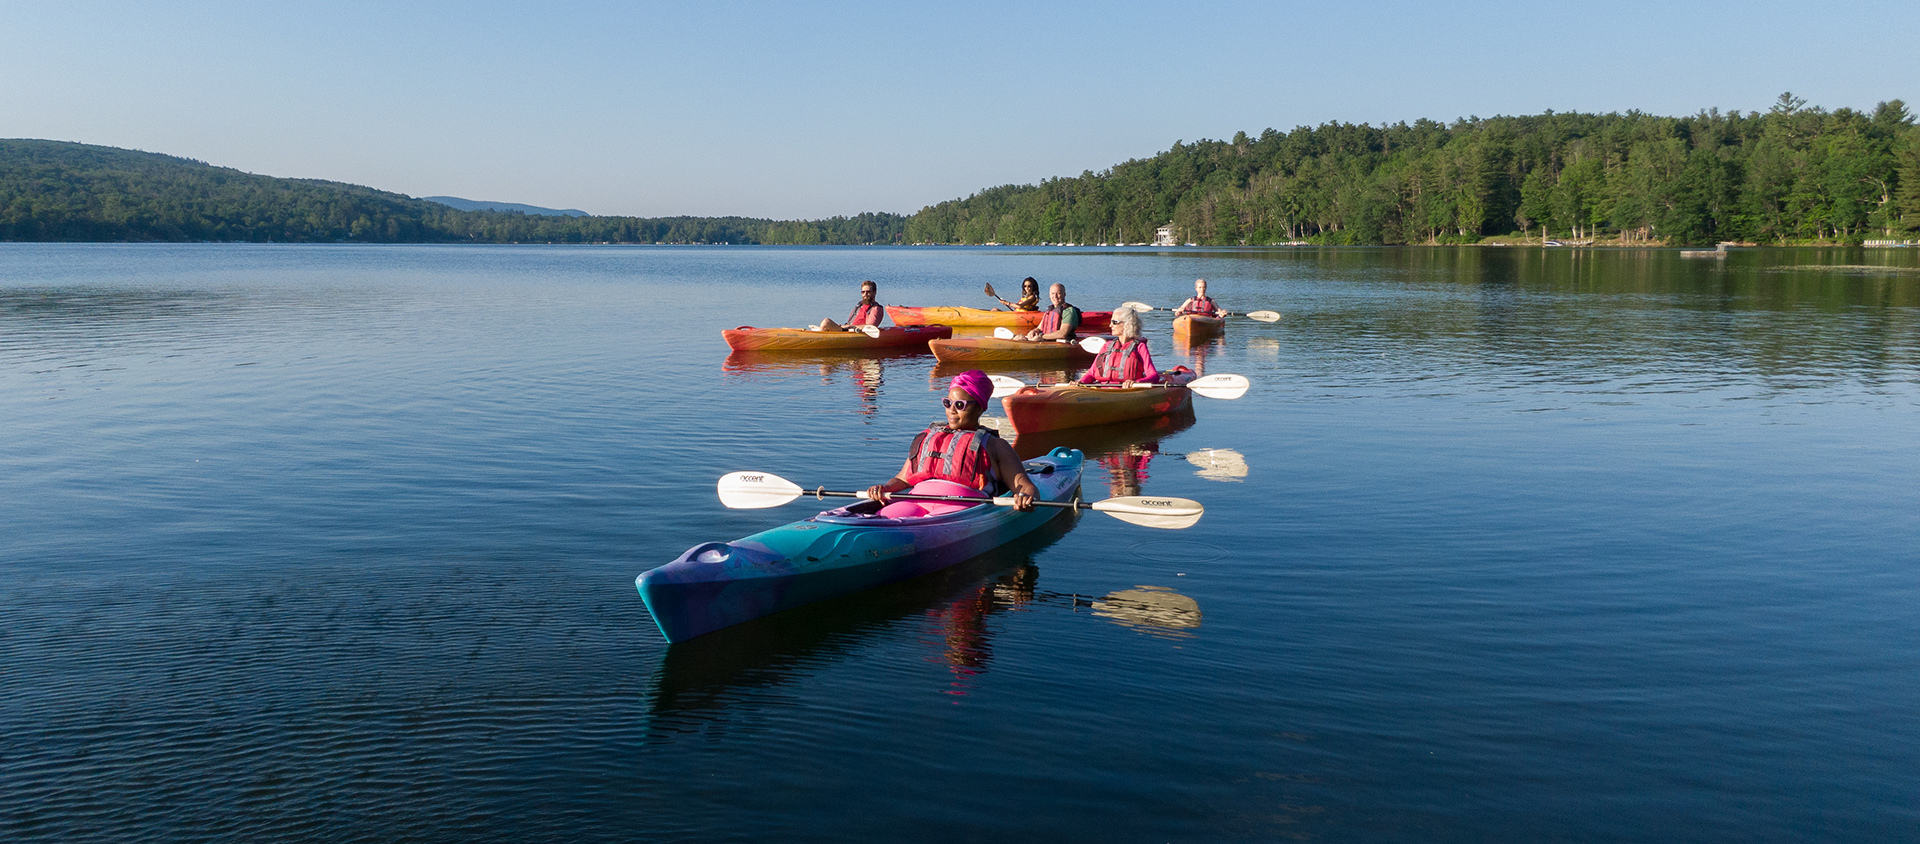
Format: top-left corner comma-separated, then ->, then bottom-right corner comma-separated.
3,244 -> 1917,842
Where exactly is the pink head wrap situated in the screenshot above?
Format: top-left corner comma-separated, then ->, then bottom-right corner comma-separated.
949,369 -> 992,408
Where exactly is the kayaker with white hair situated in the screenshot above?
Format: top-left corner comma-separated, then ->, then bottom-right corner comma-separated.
1079,308 -> 1160,387
1174,278 -> 1227,318
866,369 -> 1039,516
817,279 -> 884,332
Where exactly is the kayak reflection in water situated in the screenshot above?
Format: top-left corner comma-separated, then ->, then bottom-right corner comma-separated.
1079,308 -> 1160,387
932,564 -> 1039,692
1099,444 -> 1158,497
866,370 -> 1039,516
816,279 -> 884,332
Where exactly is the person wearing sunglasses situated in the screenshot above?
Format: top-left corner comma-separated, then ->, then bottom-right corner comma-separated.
816,279 -> 884,332
866,370 -> 1038,517
1079,306 -> 1161,387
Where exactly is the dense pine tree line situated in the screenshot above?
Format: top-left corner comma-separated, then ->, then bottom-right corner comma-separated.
906,95 -> 1920,246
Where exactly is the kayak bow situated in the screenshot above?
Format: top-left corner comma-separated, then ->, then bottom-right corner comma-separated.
638,448 -> 1086,642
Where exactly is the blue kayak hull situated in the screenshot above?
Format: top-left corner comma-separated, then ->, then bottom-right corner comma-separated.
638,448 -> 1085,642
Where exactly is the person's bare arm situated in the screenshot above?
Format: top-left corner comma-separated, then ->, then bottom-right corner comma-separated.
866,457 -> 915,505
988,440 -> 1037,511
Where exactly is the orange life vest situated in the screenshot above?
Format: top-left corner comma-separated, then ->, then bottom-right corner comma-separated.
1183,295 -> 1218,315
1087,338 -> 1147,383
904,425 -> 998,490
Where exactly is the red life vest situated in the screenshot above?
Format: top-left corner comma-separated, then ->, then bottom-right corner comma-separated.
1039,304 -> 1078,336
1183,295 -> 1217,315
1087,339 -> 1147,383
848,300 -> 882,325
904,425 -> 998,490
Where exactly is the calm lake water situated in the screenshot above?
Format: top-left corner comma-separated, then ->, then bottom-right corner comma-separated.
3,243 -> 1917,842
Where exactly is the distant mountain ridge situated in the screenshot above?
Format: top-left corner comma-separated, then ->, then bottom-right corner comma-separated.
422,196 -> 589,217
0,139 -> 906,244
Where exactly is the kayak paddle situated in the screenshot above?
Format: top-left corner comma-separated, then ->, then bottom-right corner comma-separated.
983,282 -> 1007,310
804,324 -> 884,337
1120,302 -> 1280,322
993,325 -> 1097,350
716,471 -> 1204,529
988,375 -> 1027,397
989,373 -> 1250,400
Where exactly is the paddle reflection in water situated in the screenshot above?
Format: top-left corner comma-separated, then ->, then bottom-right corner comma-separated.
1092,585 -> 1204,639
723,350 -> 915,421
641,515 -> 1076,739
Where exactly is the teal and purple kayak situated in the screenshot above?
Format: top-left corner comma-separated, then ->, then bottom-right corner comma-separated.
638,447 -> 1085,643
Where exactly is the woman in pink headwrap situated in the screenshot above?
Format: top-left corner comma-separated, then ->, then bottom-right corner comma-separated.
866,369 -> 1038,517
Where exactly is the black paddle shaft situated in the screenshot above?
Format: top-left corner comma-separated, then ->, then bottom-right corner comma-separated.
808,487 -> 1084,511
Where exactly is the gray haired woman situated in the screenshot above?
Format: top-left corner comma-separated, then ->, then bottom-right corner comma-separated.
1078,308 -> 1161,386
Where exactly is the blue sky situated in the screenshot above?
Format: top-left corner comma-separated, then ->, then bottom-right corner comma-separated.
3,0 -> 1915,219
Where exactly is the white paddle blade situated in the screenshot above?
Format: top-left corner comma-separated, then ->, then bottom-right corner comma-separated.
857,324 -> 882,338
716,471 -> 806,509
1245,310 -> 1281,322
1090,496 -> 1204,529
1120,301 -> 1156,313
1186,448 -> 1248,482
1080,336 -> 1107,353
1187,373 -> 1250,400
992,326 -> 1016,339
988,375 -> 1027,398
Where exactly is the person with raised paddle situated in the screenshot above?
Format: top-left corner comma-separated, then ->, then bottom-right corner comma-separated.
865,370 -> 1039,516
1019,282 -> 1081,342
815,279 -> 885,332
1173,278 -> 1227,318
985,277 -> 1041,312
1079,308 -> 1181,387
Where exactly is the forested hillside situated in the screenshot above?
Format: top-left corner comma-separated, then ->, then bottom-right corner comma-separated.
907,95 -> 1920,246
0,141 -> 907,245
8,95 -> 1918,247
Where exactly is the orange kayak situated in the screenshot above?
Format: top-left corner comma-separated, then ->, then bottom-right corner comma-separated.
886,305 -> 1113,332
1172,313 -> 1225,339
1001,381 -> 1194,434
721,324 -> 952,352
929,336 -> 1097,364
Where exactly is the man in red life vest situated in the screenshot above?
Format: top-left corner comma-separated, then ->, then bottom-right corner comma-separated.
1019,282 -> 1081,342
817,279 -> 884,332
1173,278 -> 1227,318
866,370 -> 1038,517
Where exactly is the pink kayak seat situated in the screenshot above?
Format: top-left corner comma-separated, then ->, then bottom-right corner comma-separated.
876,478 -> 989,518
